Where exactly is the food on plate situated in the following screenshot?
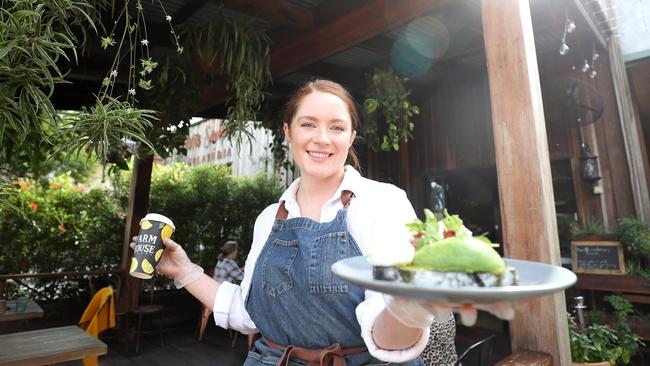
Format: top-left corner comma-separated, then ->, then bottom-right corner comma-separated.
373,209 -> 518,287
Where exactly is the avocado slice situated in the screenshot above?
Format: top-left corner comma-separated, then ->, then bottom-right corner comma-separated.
411,235 -> 506,274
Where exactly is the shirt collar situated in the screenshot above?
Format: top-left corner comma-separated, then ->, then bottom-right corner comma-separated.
278,165 -> 364,205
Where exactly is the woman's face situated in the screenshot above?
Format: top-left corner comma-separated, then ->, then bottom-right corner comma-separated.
284,91 -> 356,181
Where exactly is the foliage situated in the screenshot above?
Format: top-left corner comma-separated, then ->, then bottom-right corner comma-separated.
183,15 -> 272,145
112,163 -> 282,268
615,217 -> 650,259
138,57 -> 198,158
571,215 -> 607,237
362,68 -> 420,152
569,296 -> 644,365
0,0 -> 107,145
258,104 -> 294,173
1,115 -> 97,182
0,175 -> 125,300
53,97 -> 157,172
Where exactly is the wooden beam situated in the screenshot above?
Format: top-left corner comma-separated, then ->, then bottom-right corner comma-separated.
209,0 -> 314,30
197,0 -> 452,115
604,0 -> 650,224
120,155 -> 154,312
481,0 -> 571,364
574,0 -> 608,49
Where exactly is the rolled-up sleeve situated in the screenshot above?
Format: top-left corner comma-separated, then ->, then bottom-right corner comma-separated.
213,281 -> 258,334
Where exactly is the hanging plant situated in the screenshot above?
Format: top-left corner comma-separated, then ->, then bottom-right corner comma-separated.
183,16 -> 272,146
362,68 -> 420,152
0,0 -> 107,148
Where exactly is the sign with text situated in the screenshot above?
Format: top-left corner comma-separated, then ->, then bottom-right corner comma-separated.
571,241 -> 625,275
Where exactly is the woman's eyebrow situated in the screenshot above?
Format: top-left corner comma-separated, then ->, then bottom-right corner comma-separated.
296,115 -> 318,122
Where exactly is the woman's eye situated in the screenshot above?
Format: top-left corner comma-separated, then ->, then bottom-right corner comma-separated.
300,122 -> 315,128
331,126 -> 345,132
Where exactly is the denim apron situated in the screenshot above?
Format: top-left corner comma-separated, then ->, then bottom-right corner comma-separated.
245,191 -> 424,366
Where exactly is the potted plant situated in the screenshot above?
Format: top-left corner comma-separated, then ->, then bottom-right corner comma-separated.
568,296 -> 644,365
571,216 -> 615,241
362,68 -> 420,152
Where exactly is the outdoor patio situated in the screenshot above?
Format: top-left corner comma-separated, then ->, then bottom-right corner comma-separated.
3,0 -> 650,364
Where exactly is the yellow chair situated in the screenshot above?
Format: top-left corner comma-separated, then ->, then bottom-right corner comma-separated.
79,286 -> 116,366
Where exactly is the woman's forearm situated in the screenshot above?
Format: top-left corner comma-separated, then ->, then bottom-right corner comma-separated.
372,308 -> 423,350
183,273 -> 221,310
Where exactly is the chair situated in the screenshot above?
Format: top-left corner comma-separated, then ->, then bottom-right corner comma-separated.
131,279 -> 165,353
198,304 -> 212,342
197,304 -> 256,350
89,273 -> 130,352
79,286 -> 116,366
454,334 -> 496,366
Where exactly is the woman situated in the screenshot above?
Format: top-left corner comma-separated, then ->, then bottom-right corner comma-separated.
147,80 -> 510,365
213,240 -> 244,284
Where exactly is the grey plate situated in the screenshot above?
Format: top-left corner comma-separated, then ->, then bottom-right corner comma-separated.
331,256 -> 577,303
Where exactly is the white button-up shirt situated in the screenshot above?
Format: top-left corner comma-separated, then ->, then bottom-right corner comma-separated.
212,166 -> 429,362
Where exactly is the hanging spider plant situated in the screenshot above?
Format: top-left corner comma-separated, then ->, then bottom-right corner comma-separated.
183,15 -> 272,146
0,0 -> 107,146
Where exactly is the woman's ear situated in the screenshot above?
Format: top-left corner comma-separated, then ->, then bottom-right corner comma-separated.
283,122 -> 291,142
349,130 -> 357,147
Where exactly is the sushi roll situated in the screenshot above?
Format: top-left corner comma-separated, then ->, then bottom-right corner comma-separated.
373,210 -> 518,288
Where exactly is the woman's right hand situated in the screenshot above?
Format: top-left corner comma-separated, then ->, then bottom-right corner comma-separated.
130,237 -> 204,288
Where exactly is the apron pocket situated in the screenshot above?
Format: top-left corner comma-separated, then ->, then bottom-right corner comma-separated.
309,231 -> 351,293
262,238 -> 298,298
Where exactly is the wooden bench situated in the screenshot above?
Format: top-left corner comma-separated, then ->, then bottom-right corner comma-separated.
496,350 -> 553,366
0,325 -> 107,365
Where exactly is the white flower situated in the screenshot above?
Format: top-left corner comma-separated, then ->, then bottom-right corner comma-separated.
128,88 -> 136,96
126,108 -> 133,113
140,39 -> 149,46
165,15 -> 172,22
110,70 -> 118,78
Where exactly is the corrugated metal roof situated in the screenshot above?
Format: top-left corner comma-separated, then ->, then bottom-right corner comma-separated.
184,2 -> 272,29
286,0 -> 325,9
321,47 -> 385,69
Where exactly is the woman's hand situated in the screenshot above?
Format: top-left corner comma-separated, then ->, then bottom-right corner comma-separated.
130,237 -> 204,288
384,294 -> 514,327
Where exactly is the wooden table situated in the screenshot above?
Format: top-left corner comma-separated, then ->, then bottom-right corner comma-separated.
0,299 -> 44,322
0,325 -> 107,365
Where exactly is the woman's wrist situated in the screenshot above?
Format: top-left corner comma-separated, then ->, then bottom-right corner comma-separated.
372,308 -> 424,350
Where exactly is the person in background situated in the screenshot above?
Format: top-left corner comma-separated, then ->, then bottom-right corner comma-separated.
213,240 -> 244,284
142,79 -> 513,366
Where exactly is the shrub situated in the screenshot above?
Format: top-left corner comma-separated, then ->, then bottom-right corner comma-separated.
615,217 -> 650,260
569,296 -> 644,365
0,175 -> 125,299
114,163 -> 283,268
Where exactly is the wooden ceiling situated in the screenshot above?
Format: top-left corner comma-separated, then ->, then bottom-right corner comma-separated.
53,0 -> 607,119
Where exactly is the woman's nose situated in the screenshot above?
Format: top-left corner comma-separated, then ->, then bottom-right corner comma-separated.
312,126 -> 330,144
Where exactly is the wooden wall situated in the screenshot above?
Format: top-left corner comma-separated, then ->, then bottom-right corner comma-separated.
366,65 -> 495,217
365,42 -> 639,230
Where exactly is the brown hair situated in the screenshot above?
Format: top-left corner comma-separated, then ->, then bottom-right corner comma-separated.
218,240 -> 238,261
283,79 -> 360,169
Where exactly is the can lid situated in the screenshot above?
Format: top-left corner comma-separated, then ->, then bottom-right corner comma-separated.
141,213 -> 175,230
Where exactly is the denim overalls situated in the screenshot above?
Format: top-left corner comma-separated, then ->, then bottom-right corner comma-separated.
245,191 -> 424,366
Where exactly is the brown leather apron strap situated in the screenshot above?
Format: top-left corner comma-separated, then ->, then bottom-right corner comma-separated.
264,337 -> 367,366
275,190 -> 355,220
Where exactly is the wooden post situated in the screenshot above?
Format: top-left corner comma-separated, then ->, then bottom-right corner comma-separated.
482,0 -> 571,364
604,0 -> 650,225
119,155 -> 154,312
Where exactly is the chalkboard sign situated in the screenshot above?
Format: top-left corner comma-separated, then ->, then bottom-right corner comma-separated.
571,241 -> 625,275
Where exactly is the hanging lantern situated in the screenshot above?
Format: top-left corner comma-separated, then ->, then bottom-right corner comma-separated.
581,152 -> 601,181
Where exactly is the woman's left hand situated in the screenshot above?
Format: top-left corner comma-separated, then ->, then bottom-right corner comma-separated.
384,295 -> 514,327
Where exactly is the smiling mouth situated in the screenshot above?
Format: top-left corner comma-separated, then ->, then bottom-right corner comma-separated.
308,151 -> 332,159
